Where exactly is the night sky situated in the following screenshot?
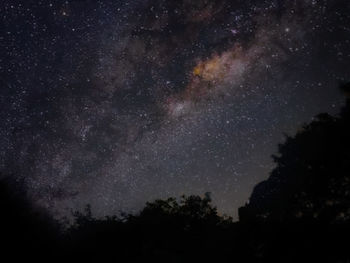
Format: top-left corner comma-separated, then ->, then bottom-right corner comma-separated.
1,0 -> 350,220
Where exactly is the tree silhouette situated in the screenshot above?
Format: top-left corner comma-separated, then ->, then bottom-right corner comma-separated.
237,83 -> 350,262
239,83 -> 350,223
0,176 -> 60,261
65,193 -> 235,262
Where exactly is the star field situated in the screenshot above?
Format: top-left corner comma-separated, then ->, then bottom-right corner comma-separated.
1,0 -> 350,220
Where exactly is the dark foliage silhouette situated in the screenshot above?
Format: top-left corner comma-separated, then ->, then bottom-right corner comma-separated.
65,194 -> 237,262
238,83 -> 350,262
240,83 -> 350,223
1,84 -> 350,262
0,176 -> 60,261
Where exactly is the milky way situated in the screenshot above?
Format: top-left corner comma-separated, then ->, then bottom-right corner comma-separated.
1,0 -> 350,220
